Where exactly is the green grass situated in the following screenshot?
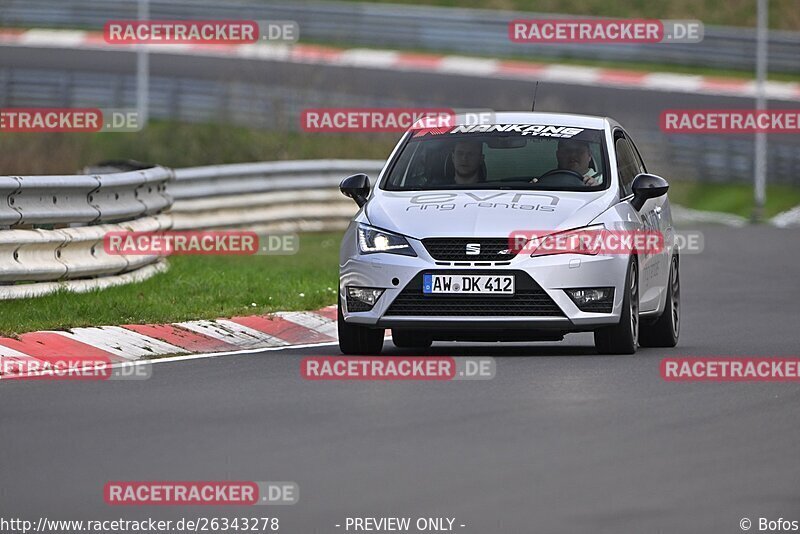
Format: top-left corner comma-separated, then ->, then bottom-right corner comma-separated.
667,180 -> 800,219
0,232 -> 341,336
333,0 -> 800,31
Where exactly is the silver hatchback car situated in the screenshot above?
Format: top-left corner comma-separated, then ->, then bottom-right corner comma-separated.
337,112 -> 680,355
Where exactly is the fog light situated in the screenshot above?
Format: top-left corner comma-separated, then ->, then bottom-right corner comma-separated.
564,287 -> 614,312
346,286 -> 385,311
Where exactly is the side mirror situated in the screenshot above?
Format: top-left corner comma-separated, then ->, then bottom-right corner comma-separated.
340,174 -> 371,207
631,173 -> 669,211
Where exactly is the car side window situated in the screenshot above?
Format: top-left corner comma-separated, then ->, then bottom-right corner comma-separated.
626,134 -> 647,174
614,135 -> 638,198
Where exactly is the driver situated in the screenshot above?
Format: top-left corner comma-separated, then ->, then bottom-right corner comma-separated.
451,140 -> 484,185
555,139 -> 601,186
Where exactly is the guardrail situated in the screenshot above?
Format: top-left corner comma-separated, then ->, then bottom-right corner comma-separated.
169,160 -> 380,231
0,165 -> 174,299
0,216 -> 172,299
2,167 -> 172,228
0,160 -> 381,299
1,0 -> 798,73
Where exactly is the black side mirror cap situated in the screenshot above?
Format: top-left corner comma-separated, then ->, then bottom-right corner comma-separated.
631,173 -> 669,211
339,174 -> 371,207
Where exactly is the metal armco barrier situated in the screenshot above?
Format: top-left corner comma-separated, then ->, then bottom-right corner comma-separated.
0,160 -> 383,299
0,166 -> 173,299
0,214 -> 172,283
169,160 -> 382,231
0,166 -> 173,229
171,160 -> 383,199
1,0 -> 798,72
90,166 -> 173,222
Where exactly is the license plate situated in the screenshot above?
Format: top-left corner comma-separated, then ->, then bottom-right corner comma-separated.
423,274 -> 515,295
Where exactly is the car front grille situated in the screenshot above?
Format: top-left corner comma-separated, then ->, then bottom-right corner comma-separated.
385,270 -> 564,317
422,238 -> 518,262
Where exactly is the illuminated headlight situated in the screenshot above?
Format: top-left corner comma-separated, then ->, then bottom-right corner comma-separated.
346,286 -> 385,311
357,224 -> 416,256
564,287 -> 614,313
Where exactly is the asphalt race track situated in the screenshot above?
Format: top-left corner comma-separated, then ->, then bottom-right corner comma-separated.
2,223 -> 799,534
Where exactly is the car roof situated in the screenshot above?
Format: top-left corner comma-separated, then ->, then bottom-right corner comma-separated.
412,112 -> 615,130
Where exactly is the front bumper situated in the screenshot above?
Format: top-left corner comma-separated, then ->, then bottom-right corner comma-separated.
340,234 -> 630,332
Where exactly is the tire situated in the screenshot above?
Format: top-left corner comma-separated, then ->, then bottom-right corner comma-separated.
337,295 -> 385,355
391,329 -> 433,350
594,257 -> 639,355
639,255 -> 680,348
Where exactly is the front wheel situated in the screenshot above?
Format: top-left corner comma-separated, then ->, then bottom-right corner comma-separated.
640,254 -> 680,347
338,295 -> 385,355
594,258 -> 639,355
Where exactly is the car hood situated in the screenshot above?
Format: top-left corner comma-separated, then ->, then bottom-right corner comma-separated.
365,189 -> 616,239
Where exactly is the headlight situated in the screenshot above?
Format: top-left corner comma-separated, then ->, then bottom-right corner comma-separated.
530,224 -> 606,258
357,224 -> 416,256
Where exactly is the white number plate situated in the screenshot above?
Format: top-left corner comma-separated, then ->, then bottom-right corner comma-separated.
423,274 -> 515,295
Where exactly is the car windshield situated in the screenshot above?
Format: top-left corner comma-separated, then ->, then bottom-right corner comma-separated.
382,125 -> 607,191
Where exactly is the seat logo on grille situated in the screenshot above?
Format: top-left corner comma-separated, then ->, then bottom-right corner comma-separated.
465,243 -> 481,255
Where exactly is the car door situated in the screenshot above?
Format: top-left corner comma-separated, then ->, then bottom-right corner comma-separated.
613,130 -> 662,312
627,131 -> 672,311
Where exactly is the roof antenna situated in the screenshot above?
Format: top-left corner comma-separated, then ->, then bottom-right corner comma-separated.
531,81 -> 539,111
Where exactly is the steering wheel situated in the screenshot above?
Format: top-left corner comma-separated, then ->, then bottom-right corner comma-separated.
534,169 -> 587,187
